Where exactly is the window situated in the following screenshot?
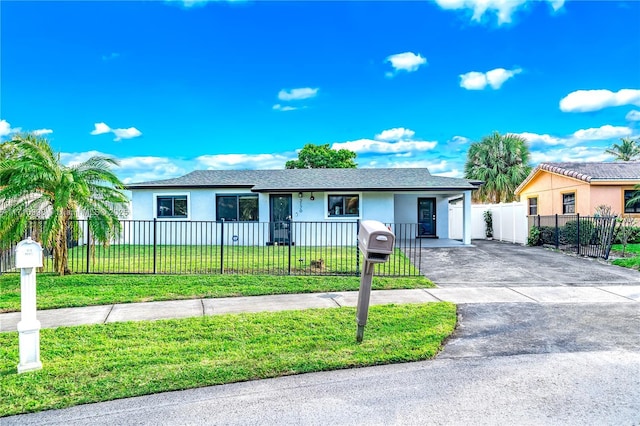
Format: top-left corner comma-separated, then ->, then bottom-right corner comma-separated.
624,190 -> 640,214
562,193 -> 575,214
216,195 -> 258,221
328,194 -> 360,217
157,195 -> 188,218
528,197 -> 538,216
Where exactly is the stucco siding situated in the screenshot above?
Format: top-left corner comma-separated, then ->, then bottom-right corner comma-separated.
519,172 -> 591,215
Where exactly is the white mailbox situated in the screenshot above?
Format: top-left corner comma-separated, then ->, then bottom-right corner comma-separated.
358,220 -> 395,263
15,238 -> 43,269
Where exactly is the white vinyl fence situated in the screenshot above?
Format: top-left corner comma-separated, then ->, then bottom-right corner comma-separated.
449,202 -> 528,245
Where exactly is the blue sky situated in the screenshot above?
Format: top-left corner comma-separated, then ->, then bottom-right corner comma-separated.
1,0 -> 639,184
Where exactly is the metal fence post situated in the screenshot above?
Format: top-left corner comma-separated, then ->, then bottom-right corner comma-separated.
355,219 -> 360,277
576,213 -> 580,255
287,219 -> 292,275
85,223 -> 90,274
554,214 -> 559,248
153,218 -> 157,274
220,219 -> 225,274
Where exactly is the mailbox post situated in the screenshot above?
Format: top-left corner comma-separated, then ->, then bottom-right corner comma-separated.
15,237 -> 44,373
356,220 -> 395,342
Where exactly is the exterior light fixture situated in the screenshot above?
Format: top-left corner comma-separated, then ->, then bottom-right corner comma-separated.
298,192 -> 303,199
310,192 -> 315,201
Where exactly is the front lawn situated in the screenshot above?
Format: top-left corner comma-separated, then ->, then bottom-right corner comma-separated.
610,243 -> 640,270
0,273 -> 433,313
1,303 -> 456,417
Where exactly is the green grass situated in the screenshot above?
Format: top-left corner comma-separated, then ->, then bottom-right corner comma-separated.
610,243 -> 640,270
0,303 -> 456,417
38,245 -> 420,276
0,273 -> 433,313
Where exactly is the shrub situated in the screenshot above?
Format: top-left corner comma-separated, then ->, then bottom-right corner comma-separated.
613,226 -> 640,245
483,210 -> 493,238
560,220 -> 596,246
539,226 -> 557,245
527,226 -> 541,246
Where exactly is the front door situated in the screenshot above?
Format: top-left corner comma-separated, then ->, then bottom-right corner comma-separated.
418,198 -> 436,237
269,195 -> 292,244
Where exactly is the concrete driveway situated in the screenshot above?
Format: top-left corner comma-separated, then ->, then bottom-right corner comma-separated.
415,239 -> 640,287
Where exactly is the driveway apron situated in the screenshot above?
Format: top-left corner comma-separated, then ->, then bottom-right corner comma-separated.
414,239 -> 640,287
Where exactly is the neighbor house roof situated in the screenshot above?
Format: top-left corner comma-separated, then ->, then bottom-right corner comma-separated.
515,162 -> 640,194
127,168 -> 479,192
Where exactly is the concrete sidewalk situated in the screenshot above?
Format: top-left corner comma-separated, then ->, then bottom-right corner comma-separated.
2,285 -> 639,332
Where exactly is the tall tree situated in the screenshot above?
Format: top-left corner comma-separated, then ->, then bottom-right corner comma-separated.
464,132 -> 532,203
0,133 -> 129,275
285,143 -> 357,169
605,137 -> 640,161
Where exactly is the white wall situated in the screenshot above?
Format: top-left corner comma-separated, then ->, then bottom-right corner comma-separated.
449,201 -> 528,244
130,189 -> 479,245
394,193 -> 452,238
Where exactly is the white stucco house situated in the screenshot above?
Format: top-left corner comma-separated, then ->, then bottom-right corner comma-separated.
126,168 -> 479,246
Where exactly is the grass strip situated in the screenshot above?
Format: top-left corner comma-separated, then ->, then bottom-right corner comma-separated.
610,243 -> 640,270
0,302 -> 456,417
0,274 -> 433,313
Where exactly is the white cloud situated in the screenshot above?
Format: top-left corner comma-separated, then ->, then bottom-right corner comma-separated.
90,122 -> 142,141
0,120 -> 51,140
572,125 -> 632,141
90,122 -> 111,135
517,132 -> 565,146
277,88 -> 319,101
61,151 -> 188,184
0,119 -> 17,138
272,104 -> 298,112
434,0 -> 564,25
625,110 -> 640,121
518,125 -> 634,148
112,127 -> 143,141
559,89 -> 640,113
385,52 -> 427,77
460,68 -> 522,90
332,139 -> 437,154
196,153 -> 293,170
530,146 -> 612,164
375,127 -> 415,141
60,150 -> 108,167
32,129 -> 53,136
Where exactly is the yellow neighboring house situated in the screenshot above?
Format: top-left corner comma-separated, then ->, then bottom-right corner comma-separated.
515,162 -> 640,217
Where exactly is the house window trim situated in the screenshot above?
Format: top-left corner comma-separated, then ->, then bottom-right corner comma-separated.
623,188 -> 640,214
325,192 -> 362,220
154,192 -> 190,220
527,196 -> 538,216
216,193 -> 260,222
561,191 -> 576,215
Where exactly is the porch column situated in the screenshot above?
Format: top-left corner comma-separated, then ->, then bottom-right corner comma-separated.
462,190 -> 472,245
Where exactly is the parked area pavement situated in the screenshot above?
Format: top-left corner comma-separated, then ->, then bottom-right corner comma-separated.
3,241 -> 640,424
415,239 -> 640,287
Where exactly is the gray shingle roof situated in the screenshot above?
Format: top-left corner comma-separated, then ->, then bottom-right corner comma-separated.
515,161 -> 640,193
127,168 -> 477,191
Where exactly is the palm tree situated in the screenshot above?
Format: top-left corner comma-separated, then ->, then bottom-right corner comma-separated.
605,137 -> 640,161
464,132 -> 532,203
0,133 -> 129,275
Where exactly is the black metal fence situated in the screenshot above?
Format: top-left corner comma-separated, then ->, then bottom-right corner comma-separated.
527,214 -> 617,259
0,220 -> 426,276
